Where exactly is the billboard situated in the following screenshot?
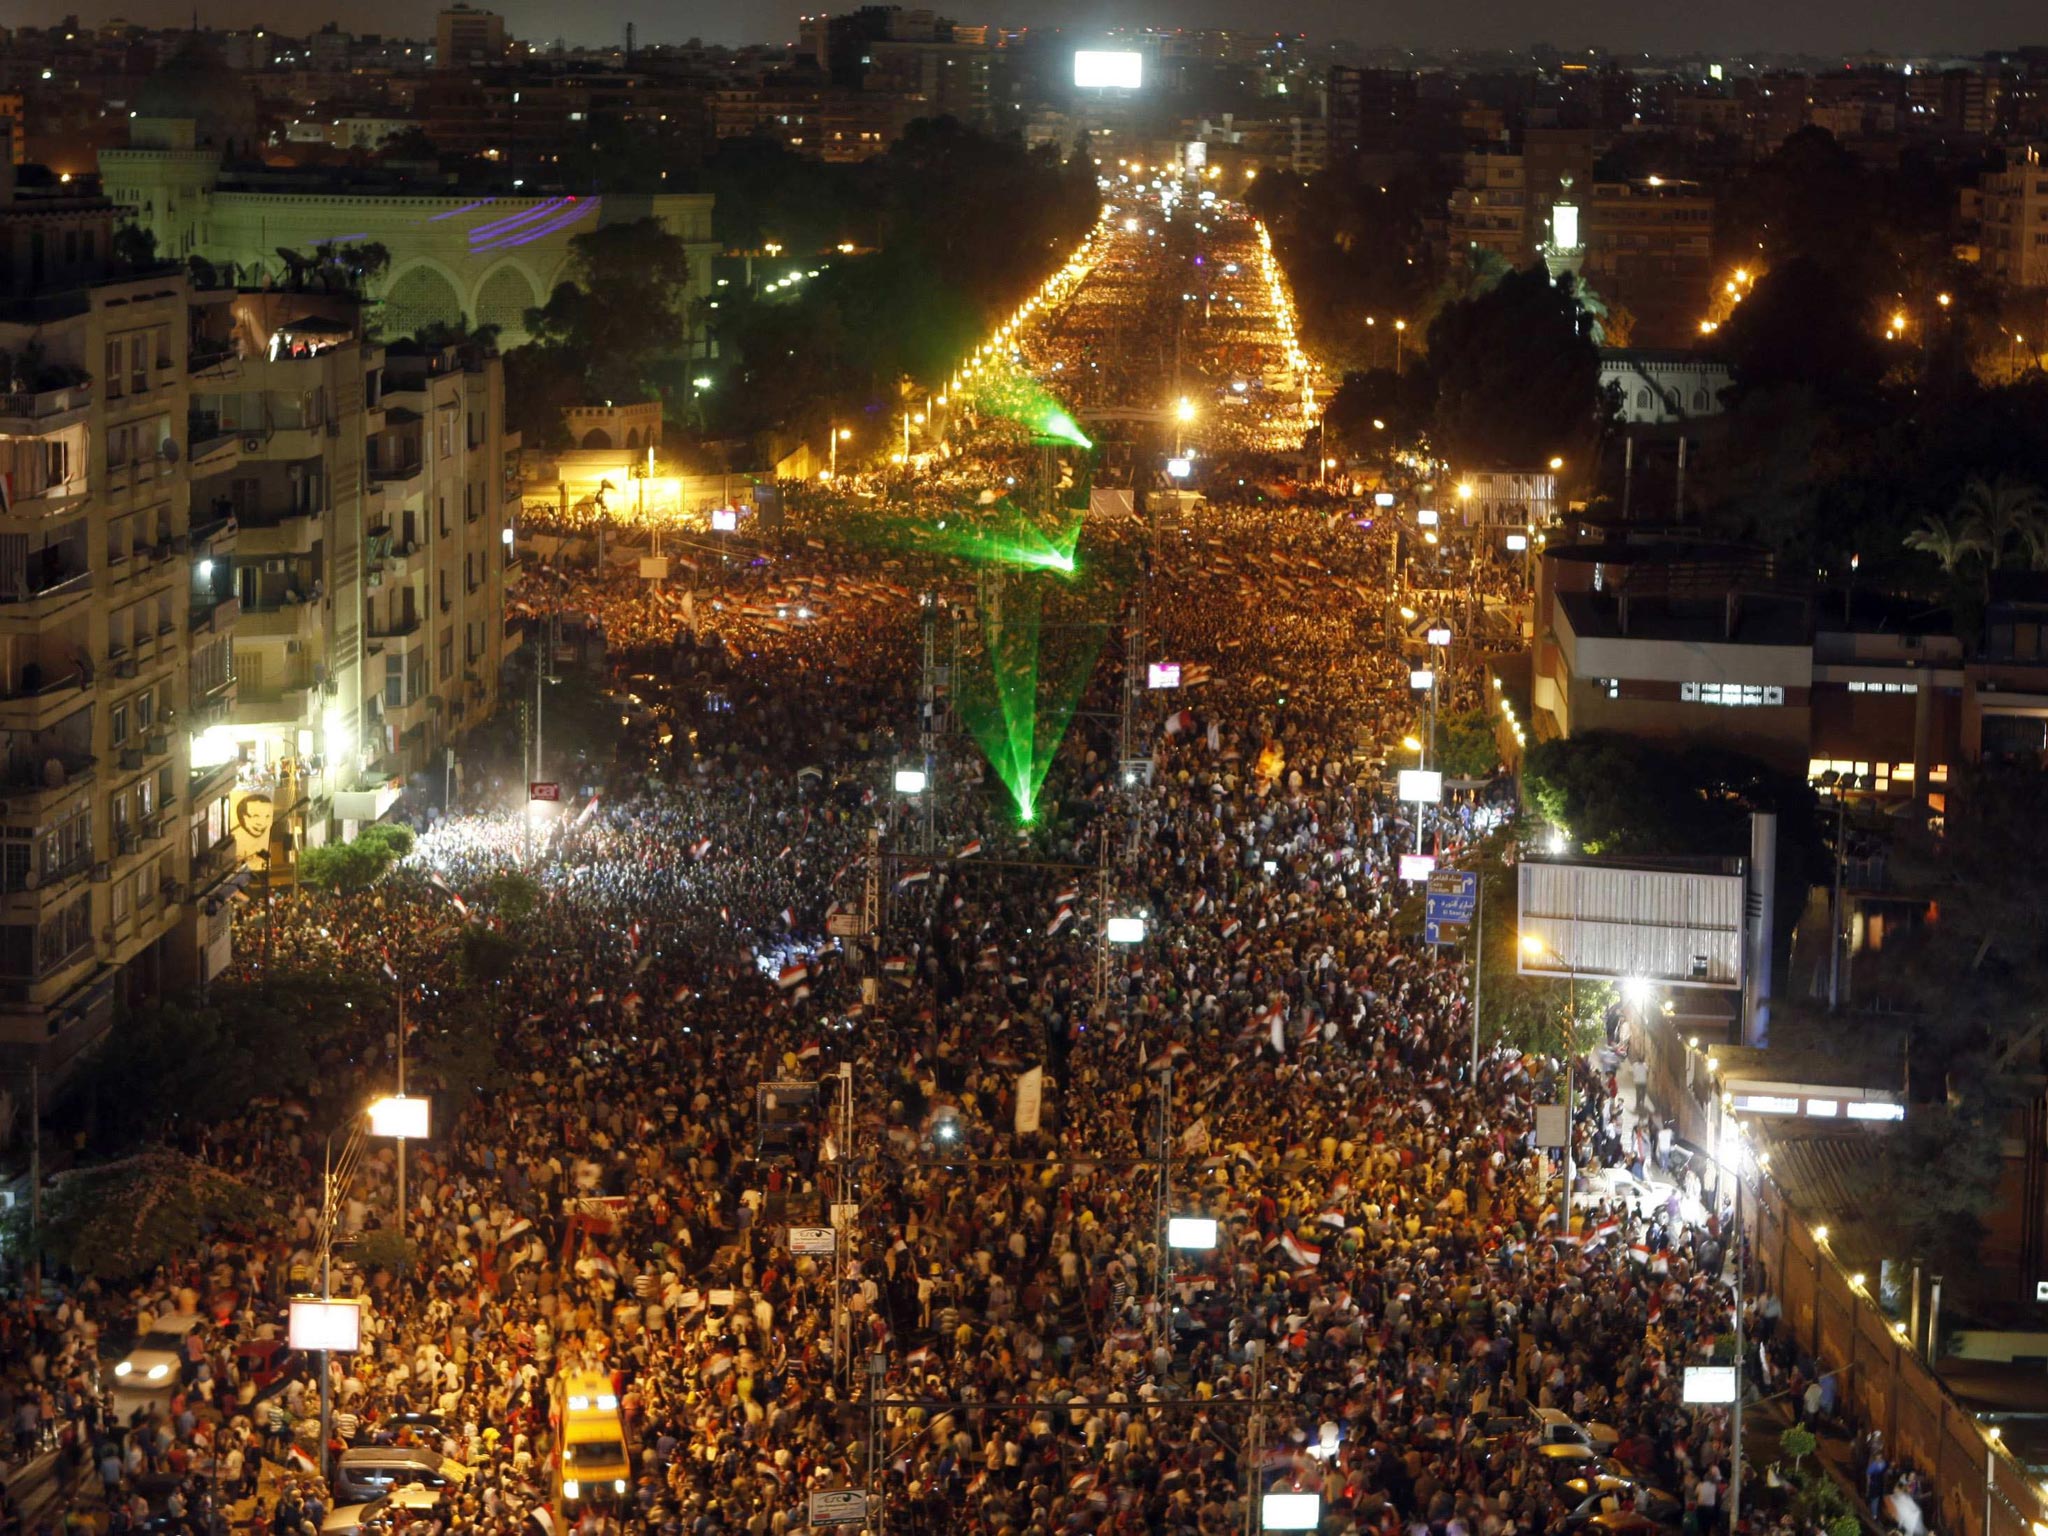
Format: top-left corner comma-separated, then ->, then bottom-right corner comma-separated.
1147,662 -> 1182,689
288,1296 -> 365,1353
1516,859 -> 1746,989
1075,50 -> 1143,89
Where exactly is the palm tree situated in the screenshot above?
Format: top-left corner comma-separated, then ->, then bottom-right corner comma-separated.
1903,511 -> 1986,577
1953,475 -> 2048,571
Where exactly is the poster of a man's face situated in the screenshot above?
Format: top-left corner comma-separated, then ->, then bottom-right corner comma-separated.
230,790 -> 274,859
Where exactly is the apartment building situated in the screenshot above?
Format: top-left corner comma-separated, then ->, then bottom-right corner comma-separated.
0,162 -> 234,1076
0,162 -> 518,1083
1978,145 -> 2048,292
360,339 -> 520,790
1581,178 -> 1716,347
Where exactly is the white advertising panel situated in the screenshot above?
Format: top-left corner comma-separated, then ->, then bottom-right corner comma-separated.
1074,50 -> 1143,89
1262,1493 -> 1321,1530
1517,859 -> 1746,989
1397,769 -> 1442,804
1683,1365 -> 1738,1403
289,1296 -> 364,1353
1148,662 -> 1182,689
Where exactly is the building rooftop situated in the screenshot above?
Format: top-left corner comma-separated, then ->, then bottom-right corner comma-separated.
1557,585 -> 1812,648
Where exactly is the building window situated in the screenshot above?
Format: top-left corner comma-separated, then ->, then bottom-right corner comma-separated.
1845,680 -> 1918,694
1591,677 -> 1619,699
1680,682 -> 1785,706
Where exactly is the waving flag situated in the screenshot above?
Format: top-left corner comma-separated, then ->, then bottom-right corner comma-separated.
690,837 -> 713,860
426,871 -> 470,919
883,955 -> 914,976
776,963 -> 810,991
957,838 -> 983,859
1053,885 -> 1081,908
894,866 -> 933,892
1281,1231 -> 1323,1270
1047,907 -> 1075,936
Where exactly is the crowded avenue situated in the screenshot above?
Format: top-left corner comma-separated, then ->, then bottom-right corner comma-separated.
0,185 -> 1918,1536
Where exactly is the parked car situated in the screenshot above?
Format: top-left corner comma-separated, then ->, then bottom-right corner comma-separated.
329,1447 -> 471,1507
322,1486 -> 448,1536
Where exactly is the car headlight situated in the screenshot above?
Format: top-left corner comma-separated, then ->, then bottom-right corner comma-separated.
563,1481 -> 579,1502
147,1364 -> 170,1381
114,1362 -> 132,1377
614,1480 -> 627,1494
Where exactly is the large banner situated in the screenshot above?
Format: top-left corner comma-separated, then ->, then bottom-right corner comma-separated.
1014,1067 -> 1044,1135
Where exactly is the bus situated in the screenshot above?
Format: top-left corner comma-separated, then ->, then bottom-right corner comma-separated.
552,1368 -> 631,1513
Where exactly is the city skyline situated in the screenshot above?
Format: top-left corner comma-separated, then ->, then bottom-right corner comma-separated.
12,0 -> 2047,60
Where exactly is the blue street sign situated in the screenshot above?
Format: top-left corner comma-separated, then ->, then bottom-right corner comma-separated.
1425,871 -> 1478,935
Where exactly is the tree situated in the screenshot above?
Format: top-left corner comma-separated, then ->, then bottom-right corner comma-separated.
1321,368 -> 1434,451
1719,256 -> 1886,395
1436,710 -> 1501,780
110,223 -> 158,272
1902,509 -> 1987,576
523,218 -> 696,404
1426,265 -> 1602,468
13,1150 -> 272,1281
299,824 -> 413,892
484,871 -> 542,922
1953,474 -> 2048,572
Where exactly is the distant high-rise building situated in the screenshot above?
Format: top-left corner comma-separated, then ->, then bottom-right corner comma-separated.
1326,66 -> 1415,156
435,5 -> 506,70
1978,146 -> 2048,291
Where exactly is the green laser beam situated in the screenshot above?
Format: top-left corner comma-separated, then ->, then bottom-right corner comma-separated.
956,572 -> 1102,827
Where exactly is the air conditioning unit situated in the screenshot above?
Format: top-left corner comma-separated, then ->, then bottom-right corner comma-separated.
91,862 -> 110,883
116,830 -> 137,856
263,558 -> 286,574
119,747 -> 144,771
145,732 -> 168,756
285,639 -> 303,655
115,657 -> 138,679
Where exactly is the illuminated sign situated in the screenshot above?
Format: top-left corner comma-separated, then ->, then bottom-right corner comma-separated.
1074,50 -> 1143,89
1148,662 -> 1182,689
288,1296 -> 365,1353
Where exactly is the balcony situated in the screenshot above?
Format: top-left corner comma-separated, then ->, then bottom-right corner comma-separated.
0,383 -> 91,434
186,513 -> 239,562
0,753 -> 94,816
189,756 -> 237,806
1,474 -> 90,524
368,611 -> 425,648
238,597 -> 322,642
0,556 -> 93,625
0,668 -> 92,733
0,846 -> 95,919
189,593 -> 240,636
236,505 -> 321,558
189,830 -> 242,893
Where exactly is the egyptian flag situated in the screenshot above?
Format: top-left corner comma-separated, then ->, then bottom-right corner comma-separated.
690,837 -> 713,860
798,1041 -> 823,1063
883,955 -> 914,975
1048,906 -> 1075,936
1146,1042 -> 1190,1073
1585,1215 -> 1621,1250
895,866 -> 933,892
1053,885 -> 1081,908
777,962 -> 810,991
427,871 -> 470,919
1281,1231 -> 1322,1270
1191,891 -> 1209,915
905,1345 -> 932,1369
379,954 -> 399,984
672,984 -> 694,1003
587,989 -> 606,1004
958,838 -> 983,859
1627,1241 -> 1652,1267
1318,1206 -> 1348,1230
1221,917 -> 1242,940
781,907 -> 797,928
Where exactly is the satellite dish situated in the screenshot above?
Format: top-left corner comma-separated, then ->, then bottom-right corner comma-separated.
159,438 -> 181,462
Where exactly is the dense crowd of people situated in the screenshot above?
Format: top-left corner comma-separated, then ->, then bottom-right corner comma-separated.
3,186 -> 1928,1536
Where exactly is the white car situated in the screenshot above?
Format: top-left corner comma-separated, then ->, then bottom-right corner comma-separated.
322,1486 -> 448,1536
108,1312 -> 202,1418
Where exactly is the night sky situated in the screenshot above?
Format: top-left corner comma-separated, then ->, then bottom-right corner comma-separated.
43,0 -> 2048,57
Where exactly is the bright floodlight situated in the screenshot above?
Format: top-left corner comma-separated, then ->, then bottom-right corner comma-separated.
368,1095 -> 430,1139
1506,533 -> 1529,551
894,768 -> 928,794
1416,508 -> 1439,526
1167,1216 -> 1218,1250
1409,669 -> 1434,690
1074,50 -> 1143,89
1166,456 -> 1192,479
1373,492 -> 1395,507
1175,397 -> 1197,422
1263,1492 -> 1322,1530
288,1296 -> 365,1353
1106,916 -> 1147,944
1426,626 -> 1452,647
1396,769 -> 1442,805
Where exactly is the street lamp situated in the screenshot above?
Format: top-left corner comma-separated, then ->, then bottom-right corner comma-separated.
829,426 -> 851,479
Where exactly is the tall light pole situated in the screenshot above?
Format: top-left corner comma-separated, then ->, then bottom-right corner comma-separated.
829,426 -> 851,479
1175,396 -> 1195,458
1394,319 -> 1407,376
